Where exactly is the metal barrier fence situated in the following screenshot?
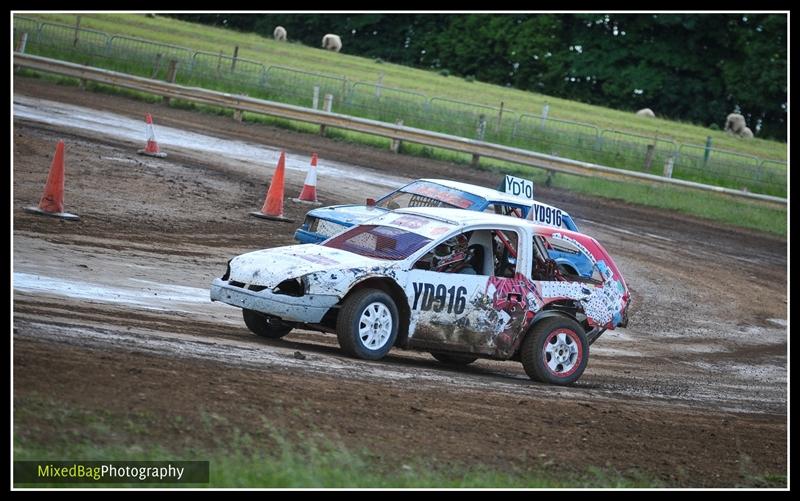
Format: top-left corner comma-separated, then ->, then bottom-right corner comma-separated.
188,51 -> 267,92
598,130 -> 678,176
511,114 -> 601,163
13,16 -> 787,197
344,82 -> 428,125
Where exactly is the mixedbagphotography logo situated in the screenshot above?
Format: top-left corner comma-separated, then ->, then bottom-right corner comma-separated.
14,461 -> 209,484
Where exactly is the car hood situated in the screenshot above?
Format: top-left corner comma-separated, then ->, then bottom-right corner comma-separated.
309,204 -> 389,225
229,244 -> 388,288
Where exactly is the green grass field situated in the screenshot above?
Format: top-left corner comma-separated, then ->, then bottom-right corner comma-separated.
17,13 -> 787,161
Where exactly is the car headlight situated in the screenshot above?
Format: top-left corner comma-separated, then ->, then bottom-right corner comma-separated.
314,219 -> 348,238
273,276 -> 308,297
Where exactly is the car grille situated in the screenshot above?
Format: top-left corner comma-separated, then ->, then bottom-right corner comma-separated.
229,281 -> 267,292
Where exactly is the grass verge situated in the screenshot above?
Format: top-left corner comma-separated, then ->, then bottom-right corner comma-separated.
14,394 -> 659,488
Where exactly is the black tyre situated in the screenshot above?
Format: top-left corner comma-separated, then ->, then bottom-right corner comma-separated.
242,309 -> 292,339
336,288 -> 399,360
520,316 -> 588,385
431,352 -> 479,366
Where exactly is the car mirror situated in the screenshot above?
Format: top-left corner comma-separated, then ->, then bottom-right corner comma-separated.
366,198 -> 376,207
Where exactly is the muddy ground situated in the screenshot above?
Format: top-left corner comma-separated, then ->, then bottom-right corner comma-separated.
12,77 -> 788,487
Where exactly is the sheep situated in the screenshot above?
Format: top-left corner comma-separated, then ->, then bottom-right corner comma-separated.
725,113 -> 747,135
322,34 -> 342,52
635,108 -> 655,118
741,126 -> 754,139
273,26 -> 287,42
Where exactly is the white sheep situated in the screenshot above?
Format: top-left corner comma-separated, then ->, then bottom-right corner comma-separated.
725,113 -> 747,135
273,26 -> 287,41
322,34 -> 342,52
635,108 -> 655,118
740,126 -> 754,139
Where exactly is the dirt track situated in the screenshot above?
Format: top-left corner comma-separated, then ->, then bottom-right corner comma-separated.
12,77 -> 788,487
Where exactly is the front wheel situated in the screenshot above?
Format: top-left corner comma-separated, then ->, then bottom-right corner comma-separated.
242,309 -> 292,339
520,316 -> 588,385
336,288 -> 399,360
431,352 -> 479,366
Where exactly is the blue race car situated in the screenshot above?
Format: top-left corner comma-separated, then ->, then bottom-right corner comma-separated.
294,178 -> 592,277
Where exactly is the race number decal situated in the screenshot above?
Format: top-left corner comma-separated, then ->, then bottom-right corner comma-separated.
531,203 -> 563,228
504,175 -> 534,200
411,282 -> 467,315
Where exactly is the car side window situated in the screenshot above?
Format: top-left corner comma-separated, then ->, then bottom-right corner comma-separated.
534,235 -> 603,283
414,232 -> 481,275
483,203 -> 525,218
414,229 -> 519,278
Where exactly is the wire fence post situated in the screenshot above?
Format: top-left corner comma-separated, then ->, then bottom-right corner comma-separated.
320,93 -> 333,136
312,86 -> 320,109
476,114 -> 487,141
73,15 -> 81,47
14,32 -> 28,73
497,101 -> 504,134
164,59 -> 178,106
663,155 -> 675,178
151,53 -> 162,79
644,143 -> 656,171
390,119 -> 404,153
703,136 -> 713,167
16,31 -> 28,53
231,45 -> 239,73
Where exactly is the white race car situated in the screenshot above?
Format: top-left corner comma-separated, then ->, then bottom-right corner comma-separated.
211,207 -> 630,385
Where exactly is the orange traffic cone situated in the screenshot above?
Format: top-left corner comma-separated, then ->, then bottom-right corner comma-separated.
250,151 -> 293,222
23,140 -> 80,221
292,153 -> 322,205
137,113 -> 167,158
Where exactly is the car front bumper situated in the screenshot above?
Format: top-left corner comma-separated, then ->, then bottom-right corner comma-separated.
210,278 -> 339,323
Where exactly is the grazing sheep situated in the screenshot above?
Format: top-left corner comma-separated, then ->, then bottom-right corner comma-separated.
322,34 -> 342,52
636,108 -> 656,118
273,26 -> 287,42
725,113 -> 747,135
740,126 -> 754,139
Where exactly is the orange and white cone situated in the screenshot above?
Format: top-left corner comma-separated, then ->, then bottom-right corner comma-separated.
137,113 -> 167,158
23,140 -> 80,221
292,153 -> 322,205
250,151 -> 293,222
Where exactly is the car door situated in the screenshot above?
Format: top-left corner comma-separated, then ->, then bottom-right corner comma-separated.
404,228 -> 534,358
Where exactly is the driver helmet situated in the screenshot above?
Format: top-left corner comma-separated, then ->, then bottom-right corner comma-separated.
432,234 -> 472,272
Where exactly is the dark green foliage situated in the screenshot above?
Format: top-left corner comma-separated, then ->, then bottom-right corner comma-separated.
167,13 -> 786,140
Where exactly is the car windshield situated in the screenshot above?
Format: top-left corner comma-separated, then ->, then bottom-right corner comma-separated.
377,181 -> 480,210
322,225 -> 432,260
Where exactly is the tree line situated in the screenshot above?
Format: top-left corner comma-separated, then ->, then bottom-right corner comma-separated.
170,14 -> 787,141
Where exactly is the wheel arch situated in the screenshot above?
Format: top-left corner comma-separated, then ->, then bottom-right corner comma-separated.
340,276 -> 411,348
512,303 -> 584,359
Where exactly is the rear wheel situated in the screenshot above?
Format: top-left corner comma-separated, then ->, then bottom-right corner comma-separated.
431,352 -> 479,366
336,288 -> 398,360
242,309 -> 292,339
521,316 -> 588,385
